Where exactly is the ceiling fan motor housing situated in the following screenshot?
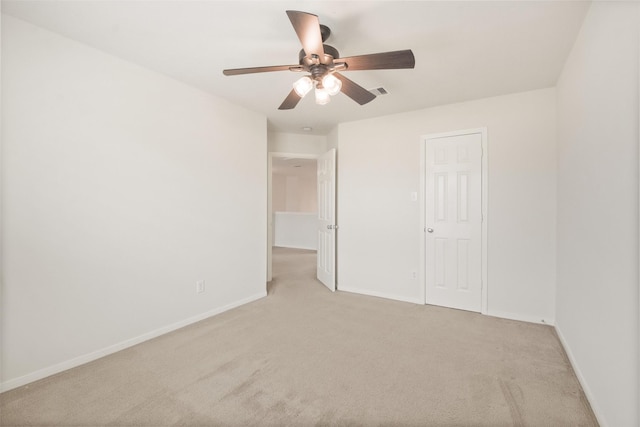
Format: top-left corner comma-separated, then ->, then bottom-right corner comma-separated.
310,64 -> 329,80
298,44 -> 340,65
319,24 -> 331,42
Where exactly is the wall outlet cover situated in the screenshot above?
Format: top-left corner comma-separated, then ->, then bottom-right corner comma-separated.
196,280 -> 205,294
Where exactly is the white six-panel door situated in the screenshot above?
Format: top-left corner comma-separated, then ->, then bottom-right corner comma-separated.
425,133 -> 483,312
317,149 -> 336,291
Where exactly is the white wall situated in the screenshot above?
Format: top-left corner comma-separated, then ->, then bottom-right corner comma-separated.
1,16 -> 267,390
272,174 -> 287,213
326,126 -> 339,151
268,132 -> 327,154
273,212 -> 317,250
272,163 -> 318,250
272,173 -> 317,212
555,2 -> 639,426
337,88 -> 557,322
288,175 -> 316,212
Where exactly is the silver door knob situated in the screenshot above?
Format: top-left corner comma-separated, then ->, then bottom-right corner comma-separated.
427,228 -> 434,233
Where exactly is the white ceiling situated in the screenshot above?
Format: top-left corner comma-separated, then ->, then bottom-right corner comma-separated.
2,1 -> 590,135
272,157 -> 317,176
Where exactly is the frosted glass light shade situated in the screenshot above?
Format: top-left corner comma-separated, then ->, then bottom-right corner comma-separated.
322,74 -> 342,96
293,76 -> 314,97
315,87 -> 331,105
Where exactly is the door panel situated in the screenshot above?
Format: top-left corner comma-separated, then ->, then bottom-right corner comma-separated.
426,133 -> 482,312
317,149 -> 336,291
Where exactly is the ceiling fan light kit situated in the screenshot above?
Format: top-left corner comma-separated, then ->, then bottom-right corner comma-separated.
314,86 -> 331,105
222,10 -> 415,110
322,74 -> 342,96
293,76 -> 314,97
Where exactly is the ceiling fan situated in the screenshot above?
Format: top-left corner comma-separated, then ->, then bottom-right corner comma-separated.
222,10 -> 415,110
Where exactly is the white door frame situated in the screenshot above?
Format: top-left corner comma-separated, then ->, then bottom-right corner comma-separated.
637,8 -> 640,414
419,128 -> 488,314
267,152 -> 319,282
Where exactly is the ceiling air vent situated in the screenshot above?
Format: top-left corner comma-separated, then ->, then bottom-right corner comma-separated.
369,87 -> 388,96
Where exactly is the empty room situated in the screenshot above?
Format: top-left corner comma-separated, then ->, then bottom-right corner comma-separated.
1,1 -> 638,426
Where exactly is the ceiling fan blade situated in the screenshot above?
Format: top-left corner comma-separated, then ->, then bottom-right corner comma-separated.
339,50 -> 415,71
286,10 -> 325,57
223,64 -> 299,76
334,73 -> 376,105
278,89 -> 302,110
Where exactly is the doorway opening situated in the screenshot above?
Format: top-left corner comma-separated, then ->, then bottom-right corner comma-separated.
267,153 -> 319,288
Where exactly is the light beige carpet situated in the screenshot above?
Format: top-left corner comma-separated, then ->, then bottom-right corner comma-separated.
1,247 -> 597,426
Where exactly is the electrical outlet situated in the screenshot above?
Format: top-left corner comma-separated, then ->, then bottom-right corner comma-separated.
411,271 -> 417,279
196,280 -> 205,294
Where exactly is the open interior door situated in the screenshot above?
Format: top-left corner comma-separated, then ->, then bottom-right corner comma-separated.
317,148 -> 336,291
